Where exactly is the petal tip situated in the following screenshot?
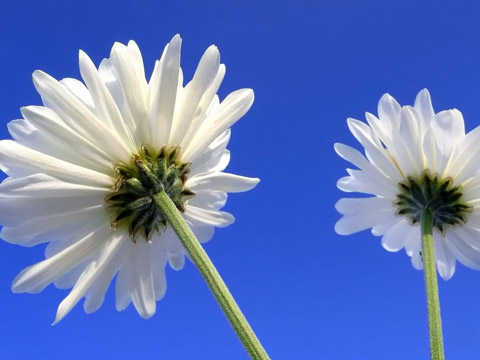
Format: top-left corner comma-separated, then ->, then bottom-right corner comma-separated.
32,69 -> 46,82
418,88 -> 430,97
52,305 -> 68,325
334,220 -> 349,235
333,142 -> 343,153
380,93 -> 394,101
171,34 -> 182,43
248,177 -> 261,189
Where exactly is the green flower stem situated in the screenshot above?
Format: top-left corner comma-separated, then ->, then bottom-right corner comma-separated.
421,209 -> 445,360
153,190 -> 270,360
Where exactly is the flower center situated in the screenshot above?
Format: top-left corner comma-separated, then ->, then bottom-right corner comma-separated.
394,171 -> 472,233
105,145 -> 195,242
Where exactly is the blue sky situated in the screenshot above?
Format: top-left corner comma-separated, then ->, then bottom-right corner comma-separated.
1,1 -> 480,359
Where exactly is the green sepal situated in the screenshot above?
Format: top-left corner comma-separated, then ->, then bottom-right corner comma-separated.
105,144 -> 195,242
395,171 -> 472,234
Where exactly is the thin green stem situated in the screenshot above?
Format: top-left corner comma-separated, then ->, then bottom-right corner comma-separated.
153,190 -> 270,360
421,209 -> 445,360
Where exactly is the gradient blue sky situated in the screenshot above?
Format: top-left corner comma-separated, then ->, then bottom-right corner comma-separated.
1,1 -> 480,359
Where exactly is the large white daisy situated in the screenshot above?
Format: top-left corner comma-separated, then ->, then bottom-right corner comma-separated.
0,34 -> 259,322
335,89 -> 480,280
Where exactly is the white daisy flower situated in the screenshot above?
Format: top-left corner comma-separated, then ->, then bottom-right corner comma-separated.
0,35 -> 259,323
335,89 -> 480,280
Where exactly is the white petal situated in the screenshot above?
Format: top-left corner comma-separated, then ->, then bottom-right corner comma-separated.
432,109 -> 465,174
454,226 -> 480,252
1,205 -> 104,246
422,128 -> 437,173
381,219 -> 411,252
334,143 -> 372,171
7,118 -> 111,174
335,197 -> 396,235
465,211 -> 480,229
182,89 -> 254,162
434,109 -> 465,149
60,78 -> 95,111
169,45 -> 220,145
185,205 -> 234,227
12,224 -> 110,293
19,106 -> 114,173
403,226 -> 422,269
188,130 -> 231,175
43,215 -> 107,258
115,240 -> 159,317
376,94 -> 425,178
187,191 -> 227,211
192,150 -> 230,175
98,59 -> 126,112
335,197 -> 392,215
179,64 -> 226,150
446,227 -> 480,270
190,223 -> 215,244
0,193 -> 102,227
337,172 -> 396,198
378,93 -> 401,131
448,126 -> 480,182
53,261 -> 88,290
0,140 -> 112,187
335,142 -> 399,197
32,70 -> 132,161
115,257 -> 134,311
335,214 -> 390,236
462,176 -> 480,203
130,240 -> 156,318
160,227 -> 186,264
127,41 -> 146,80
411,250 -> 424,270
148,34 -> 182,147
79,50 -> 136,150
397,106 -> 424,176
187,172 -> 259,193
53,232 -> 128,323
336,196 -> 394,219
0,173 -> 107,198
371,216 -> 400,236
168,253 -> 185,271
414,89 -> 435,130
183,212 -> 216,243
434,232 -> 456,280
109,42 -> 148,136
346,118 -> 402,181
83,250 -> 123,313
365,112 -> 392,148
150,241 -> 168,300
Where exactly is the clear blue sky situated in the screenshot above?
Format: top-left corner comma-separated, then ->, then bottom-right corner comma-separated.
1,1 -> 480,359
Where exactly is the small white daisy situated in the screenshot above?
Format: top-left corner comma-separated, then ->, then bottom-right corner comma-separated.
335,89 -> 480,280
0,35 -> 259,322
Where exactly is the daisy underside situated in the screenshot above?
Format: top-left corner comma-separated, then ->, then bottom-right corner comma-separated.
0,35 -> 259,322
335,89 -> 480,280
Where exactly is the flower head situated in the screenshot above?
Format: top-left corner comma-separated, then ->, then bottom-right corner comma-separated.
0,35 -> 259,322
335,89 -> 480,280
